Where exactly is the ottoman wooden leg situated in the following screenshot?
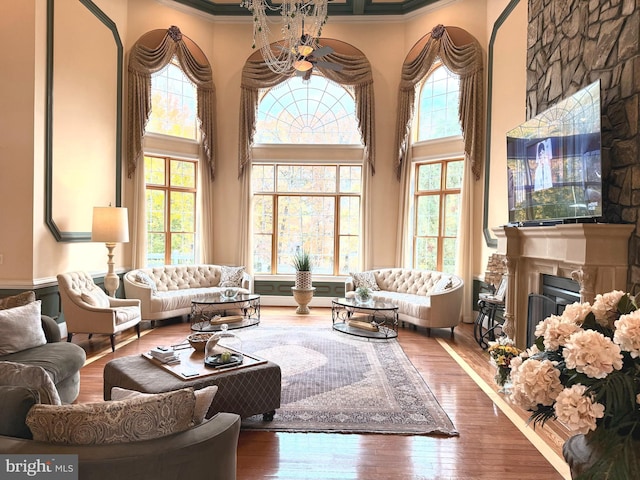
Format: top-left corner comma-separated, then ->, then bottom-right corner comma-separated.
263,410 -> 275,421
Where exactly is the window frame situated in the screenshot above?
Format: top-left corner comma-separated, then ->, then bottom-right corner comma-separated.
410,157 -> 463,272
252,158 -> 363,277
144,154 -> 198,266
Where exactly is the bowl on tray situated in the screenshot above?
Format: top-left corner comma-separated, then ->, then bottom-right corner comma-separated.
187,332 -> 217,352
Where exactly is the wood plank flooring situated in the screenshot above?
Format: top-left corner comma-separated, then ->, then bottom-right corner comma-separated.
73,307 -> 571,480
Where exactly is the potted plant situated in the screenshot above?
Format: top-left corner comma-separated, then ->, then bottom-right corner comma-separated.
355,286 -> 372,303
291,250 -> 313,290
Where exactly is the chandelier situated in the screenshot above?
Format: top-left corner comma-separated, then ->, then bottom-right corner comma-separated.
241,0 -> 329,75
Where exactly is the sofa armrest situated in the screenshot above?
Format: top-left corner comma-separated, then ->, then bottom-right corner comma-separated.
241,272 -> 253,292
108,297 -> 141,308
41,315 -> 62,343
0,412 -> 241,480
344,277 -> 355,293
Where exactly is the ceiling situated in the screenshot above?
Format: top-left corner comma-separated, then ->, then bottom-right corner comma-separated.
170,0 -> 446,17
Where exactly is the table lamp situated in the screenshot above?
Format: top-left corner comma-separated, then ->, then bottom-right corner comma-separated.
92,206 -> 129,297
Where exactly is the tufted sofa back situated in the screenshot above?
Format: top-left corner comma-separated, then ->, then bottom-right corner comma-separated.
372,268 -> 454,296
142,265 -> 222,292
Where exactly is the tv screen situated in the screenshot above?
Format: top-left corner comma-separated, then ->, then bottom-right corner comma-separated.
506,80 -> 602,224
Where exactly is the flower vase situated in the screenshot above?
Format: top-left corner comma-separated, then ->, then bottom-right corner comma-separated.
494,366 -> 512,394
563,430 -> 640,479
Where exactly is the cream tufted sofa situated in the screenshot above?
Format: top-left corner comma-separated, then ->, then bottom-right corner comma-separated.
123,265 -> 252,322
345,268 -> 464,334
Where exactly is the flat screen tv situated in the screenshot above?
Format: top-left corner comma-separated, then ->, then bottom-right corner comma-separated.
506,80 -> 602,225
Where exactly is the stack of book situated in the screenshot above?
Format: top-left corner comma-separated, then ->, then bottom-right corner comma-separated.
149,347 -> 180,364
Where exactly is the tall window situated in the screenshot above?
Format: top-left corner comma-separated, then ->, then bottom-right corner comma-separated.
410,64 -> 463,273
144,60 -> 199,266
252,76 -> 363,275
412,159 -> 463,273
144,156 -> 197,266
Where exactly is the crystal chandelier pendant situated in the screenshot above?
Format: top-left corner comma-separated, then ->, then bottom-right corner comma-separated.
241,0 -> 329,75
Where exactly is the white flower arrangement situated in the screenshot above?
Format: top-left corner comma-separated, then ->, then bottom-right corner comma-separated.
509,290 -> 640,439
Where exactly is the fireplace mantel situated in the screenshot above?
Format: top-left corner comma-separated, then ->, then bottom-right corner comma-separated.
492,223 -> 634,348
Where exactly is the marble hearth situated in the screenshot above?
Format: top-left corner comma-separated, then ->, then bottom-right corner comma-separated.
492,224 -> 635,348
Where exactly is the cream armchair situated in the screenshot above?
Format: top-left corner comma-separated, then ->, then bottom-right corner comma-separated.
57,272 -> 141,352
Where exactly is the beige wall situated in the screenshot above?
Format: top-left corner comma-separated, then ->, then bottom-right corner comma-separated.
0,0 -> 530,288
480,0 -> 527,275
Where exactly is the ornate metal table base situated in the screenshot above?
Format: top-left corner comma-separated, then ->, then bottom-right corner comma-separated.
190,294 -> 260,332
331,297 -> 398,340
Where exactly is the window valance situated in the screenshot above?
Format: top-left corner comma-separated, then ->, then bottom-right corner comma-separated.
127,26 -> 217,180
394,25 -> 484,180
238,39 -> 375,178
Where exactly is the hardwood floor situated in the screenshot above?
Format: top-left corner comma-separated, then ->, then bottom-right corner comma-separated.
74,307 -> 571,480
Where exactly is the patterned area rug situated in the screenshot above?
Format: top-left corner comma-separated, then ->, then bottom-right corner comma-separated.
237,326 -> 458,436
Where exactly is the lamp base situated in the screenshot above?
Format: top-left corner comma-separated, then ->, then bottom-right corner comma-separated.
104,242 -> 119,297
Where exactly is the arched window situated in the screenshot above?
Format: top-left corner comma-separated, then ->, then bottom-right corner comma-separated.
409,63 -> 464,273
144,60 -> 199,266
416,64 -> 462,141
252,76 -> 363,276
254,76 -> 361,145
147,61 -> 198,140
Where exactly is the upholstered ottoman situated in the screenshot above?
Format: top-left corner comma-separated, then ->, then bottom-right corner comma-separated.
103,355 -> 281,420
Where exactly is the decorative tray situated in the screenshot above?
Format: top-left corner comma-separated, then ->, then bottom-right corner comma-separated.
141,345 -> 265,380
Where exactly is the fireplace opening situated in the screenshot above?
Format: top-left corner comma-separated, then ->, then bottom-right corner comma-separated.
526,274 -> 580,346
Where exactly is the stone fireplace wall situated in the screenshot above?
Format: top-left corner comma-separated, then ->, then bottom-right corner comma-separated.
527,0 -> 640,288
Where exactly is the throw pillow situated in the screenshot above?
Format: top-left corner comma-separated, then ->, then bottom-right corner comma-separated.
26,387 -> 196,445
432,276 -> 454,293
0,301 -> 47,355
0,361 -> 61,405
220,266 -> 245,288
111,385 -> 218,425
0,291 -> 36,310
0,385 -> 39,439
135,271 -> 158,294
350,271 -> 380,291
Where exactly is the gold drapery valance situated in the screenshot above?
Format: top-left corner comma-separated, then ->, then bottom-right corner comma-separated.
394,25 -> 484,180
238,38 -> 375,178
127,26 -> 217,180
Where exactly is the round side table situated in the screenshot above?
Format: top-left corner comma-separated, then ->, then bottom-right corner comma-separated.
291,287 -> 316,314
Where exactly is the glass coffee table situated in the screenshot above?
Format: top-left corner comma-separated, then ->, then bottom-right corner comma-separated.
331,297 -> 398,339
190,293 -> 260,332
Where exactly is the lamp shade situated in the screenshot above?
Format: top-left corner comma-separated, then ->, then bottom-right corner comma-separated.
92,207 -> 129,243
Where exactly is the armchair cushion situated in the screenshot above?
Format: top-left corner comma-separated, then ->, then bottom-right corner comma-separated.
0,361 -> 61,405
80,286 -> 111,308
0,385 -> 39,439
0,291 -> 36,310
26,387 -> 196,445
0,301 -> 47,354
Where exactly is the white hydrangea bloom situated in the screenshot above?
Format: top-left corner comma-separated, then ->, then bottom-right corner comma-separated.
540,315 -> 582,351
534,315 -> 561,339
563,330 -> 623,379
554,384 -> 604,434
614,310 -> 640,358
636,393 -> 640,406
560,302 -> 592,325
592,290 -> 626,328
509,358 -> 563,410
